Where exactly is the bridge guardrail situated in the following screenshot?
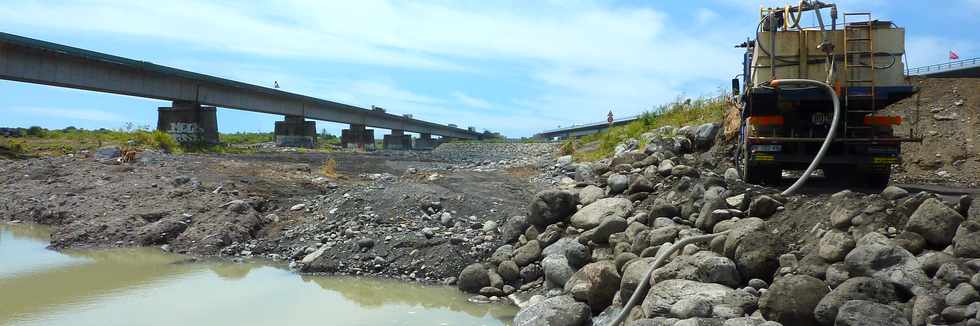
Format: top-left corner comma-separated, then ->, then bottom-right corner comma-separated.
907,57 -> 980,75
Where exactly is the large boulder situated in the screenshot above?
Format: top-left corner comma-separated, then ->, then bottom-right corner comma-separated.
585,217 -> 628,244
543,255 -> 575,289
953,220 -> 980,258
747,195 -> 781,219
570,198 -> 633,230
758,275 -> 829,326
528,190 -> 578,227
813,277 -> 901,326
905,198 -> 964,247
696,186 -> 729,232
513,240 -> 542,267
694,123 -> 720,149
641,279 -> 751,318
578,185 -> 605,206
565,261 -> 622,313
620,257 -> 657,303
628,176 -> 656,194
817,229 -> 855,263
457,263 -> 490,293
733,231 -> 779,281
834,300 -> 910,326
653,252 -> 741,288
501,215 -> 530,244
513,295 -> 591,326
843,236 -> 930,294
608,173 -> 630,194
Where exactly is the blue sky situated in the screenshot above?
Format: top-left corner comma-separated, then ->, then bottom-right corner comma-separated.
1,0 -> 978,137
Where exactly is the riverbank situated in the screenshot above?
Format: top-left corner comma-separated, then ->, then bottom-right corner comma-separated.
0,143 -> 557,285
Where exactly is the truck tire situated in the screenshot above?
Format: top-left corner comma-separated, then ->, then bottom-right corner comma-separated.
743,164 -> 781,185
866,171 -> 891,189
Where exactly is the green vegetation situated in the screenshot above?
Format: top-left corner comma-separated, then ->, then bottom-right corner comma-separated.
221,132 -> 273,145
567,95 -> 728,161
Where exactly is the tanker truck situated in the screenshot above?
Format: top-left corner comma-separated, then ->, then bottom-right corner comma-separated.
732,0 -> 920,188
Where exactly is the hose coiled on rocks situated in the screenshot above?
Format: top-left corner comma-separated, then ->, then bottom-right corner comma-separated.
607,230 -> 732,326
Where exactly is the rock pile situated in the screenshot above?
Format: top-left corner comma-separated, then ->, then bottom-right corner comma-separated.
457,123 -> 980,326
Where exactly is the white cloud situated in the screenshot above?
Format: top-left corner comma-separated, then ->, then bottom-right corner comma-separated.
452,92 -> 492,109
7,107 -> 126,122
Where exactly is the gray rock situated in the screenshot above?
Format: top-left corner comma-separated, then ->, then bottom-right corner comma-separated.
941,305 -> 971,323
734,232 -> 779,281
824,263 -> 850,289
912,294 -> 943,326
658,159 -> 676,176
954,223 -> 980,258
830,207 -> 855,229
936,262 -> 973,286
356,237 -> 375,249
578,185 -> 605,206
620,257 -> 656,303
844,238 -> 931,294
576,164 -> 597,183
520,264 -> 543,282
570,198 -> 633,230
608,173 -> 630,194
835,300 -> 910,326
671,298 -> 713,319
513,295 -> 591,326
946,282 -> 979,306
528,190 -> 578,227
501,215 -> 530,243
813,277 -> 900,325
748,279 -> 768,290
881,186 -> 910,200
629,176 -> 656,194
538,224 -> 563,247
564,260 -> 621,313
906,198 -> 964,247
672,165 -> 700,178
590,217 -> 628,244
480,286 -> 504,297
758,275 -> 828,326
94,146 -> 122,160
458,263 -> 490,293
653,252 -> 741,288
894,231 -> 927,255
542,255 -> 575,289
651,201 -> 681,219
724,168 -> 741,185
513,240 -> 542,267
747,195 -> 781,218
920,251 -> 957,277
641,280 -> 747,318
723,317 -> 766,326
817,229 -> 856,263
489,245 -> 514,265
498,260 -> 521,283
696,186 -> 729,232
564,241 -> 591,269
694,123 -> 720,149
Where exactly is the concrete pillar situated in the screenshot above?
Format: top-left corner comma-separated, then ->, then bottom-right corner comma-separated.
274,115 -> 316,148
414,133 -> 438,150
156,101 -> 219,144
340,124 -> 375,150
383,129 -> 412,150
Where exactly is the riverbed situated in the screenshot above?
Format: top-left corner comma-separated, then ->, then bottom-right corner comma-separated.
0,223 -> 517,326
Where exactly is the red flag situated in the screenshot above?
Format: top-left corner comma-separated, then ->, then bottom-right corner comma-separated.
950,51 -> 960,60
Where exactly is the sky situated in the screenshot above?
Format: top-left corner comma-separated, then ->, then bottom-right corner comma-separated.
1,0 -> 978,138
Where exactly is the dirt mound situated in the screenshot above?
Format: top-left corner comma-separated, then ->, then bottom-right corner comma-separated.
884,77 -> 980,187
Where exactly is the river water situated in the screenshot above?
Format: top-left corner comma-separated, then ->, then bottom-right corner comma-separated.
0,224 -> 516,326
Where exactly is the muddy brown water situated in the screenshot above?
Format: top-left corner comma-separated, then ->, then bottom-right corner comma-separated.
0,224 -> 517,326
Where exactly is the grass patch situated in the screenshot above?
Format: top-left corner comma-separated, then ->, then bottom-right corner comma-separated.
568,94 -> 727,161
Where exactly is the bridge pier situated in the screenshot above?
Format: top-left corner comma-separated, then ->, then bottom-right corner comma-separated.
274,116 -> 316,148
413,133 -> 438,150
382,129 -> 412,150
340,124 -> 375,150
156,101 -> 219,144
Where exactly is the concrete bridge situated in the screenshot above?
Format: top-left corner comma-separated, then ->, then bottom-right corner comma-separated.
907,57 -> 980,78
0,32 -> 484,149
535,114 -> 642,140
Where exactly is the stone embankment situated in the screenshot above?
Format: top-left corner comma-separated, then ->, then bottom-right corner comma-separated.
457,123 -> 980,326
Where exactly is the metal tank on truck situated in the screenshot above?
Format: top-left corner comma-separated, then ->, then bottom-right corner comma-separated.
731,0 -> 921,188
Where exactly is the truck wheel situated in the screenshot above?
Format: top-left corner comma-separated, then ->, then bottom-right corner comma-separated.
866,171 -> 891,189
744,164 -> 781,185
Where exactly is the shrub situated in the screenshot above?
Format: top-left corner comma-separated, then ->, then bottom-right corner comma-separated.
151,130 -> 178,153
321,159 -> 338,178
